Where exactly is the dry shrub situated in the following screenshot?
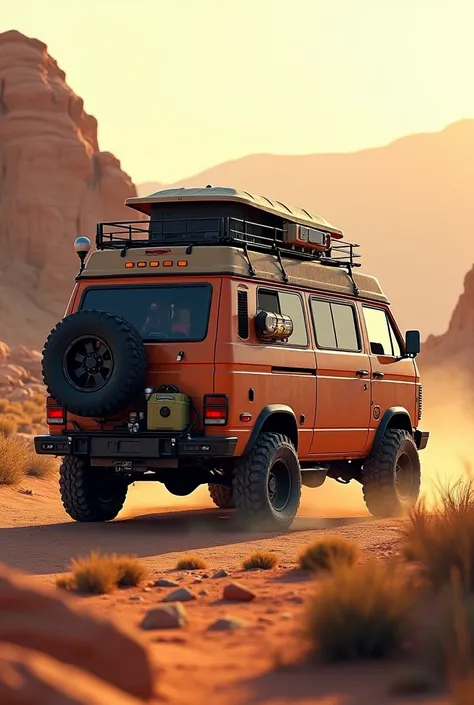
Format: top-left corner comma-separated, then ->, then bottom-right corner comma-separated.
58,551 -> 147,594
0,417 -> 18,437
305,561 -> 413,662
402,477 -> 474,591
176,555 -> 208,570
242,551 -> 279,570
24,450 -> 57,479
0,435 -> 27,485
115,555 -> 148,587
299,537 -> 358,573
0,399 -> 9,414
22,400 -> 42,416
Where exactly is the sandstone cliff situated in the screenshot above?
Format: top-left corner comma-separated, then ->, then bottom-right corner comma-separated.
0,30 -> 137,348
421,263 -> 474,376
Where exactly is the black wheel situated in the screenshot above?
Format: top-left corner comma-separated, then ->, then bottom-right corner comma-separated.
208,483 -> 234,509
42,310 -> 147,417
59,456 -> 128,522
361,428 -> 421,518
232,432 -> 301,530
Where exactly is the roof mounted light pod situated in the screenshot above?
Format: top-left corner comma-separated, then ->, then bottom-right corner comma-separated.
74,237 -> 92,274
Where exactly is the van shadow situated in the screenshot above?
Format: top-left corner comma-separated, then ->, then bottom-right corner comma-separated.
0,508 -> 373,576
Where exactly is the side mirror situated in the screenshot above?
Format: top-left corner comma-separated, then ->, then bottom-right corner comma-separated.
405,330 -> 421,357
255,311 -> 293,342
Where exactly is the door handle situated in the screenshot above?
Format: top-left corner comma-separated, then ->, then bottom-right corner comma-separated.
356,369 -> 369,377
373,371 -> 385,379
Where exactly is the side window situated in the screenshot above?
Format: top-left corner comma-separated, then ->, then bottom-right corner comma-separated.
310,298 -> 360,352
257,289 -> 307,346
363,306 -> 401,356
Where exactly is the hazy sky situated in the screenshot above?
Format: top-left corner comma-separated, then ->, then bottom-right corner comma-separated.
2,0 -> 474,183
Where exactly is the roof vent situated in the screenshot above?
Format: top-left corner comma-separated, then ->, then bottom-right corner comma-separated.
206,184 -> 212,188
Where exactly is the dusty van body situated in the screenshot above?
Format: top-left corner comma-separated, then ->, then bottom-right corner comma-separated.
35,186 -> 428,529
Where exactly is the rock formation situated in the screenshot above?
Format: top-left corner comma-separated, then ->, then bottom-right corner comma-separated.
0,561 -> 156,699
0,30 -> 137,349
421,263 -> 474,377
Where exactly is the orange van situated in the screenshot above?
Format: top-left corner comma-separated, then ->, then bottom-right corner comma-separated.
35,186 -> 429,529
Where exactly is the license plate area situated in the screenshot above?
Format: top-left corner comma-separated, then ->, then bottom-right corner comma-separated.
89,437 -> 162,458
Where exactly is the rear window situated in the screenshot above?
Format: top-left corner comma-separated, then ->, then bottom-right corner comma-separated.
80,285 -> 212,342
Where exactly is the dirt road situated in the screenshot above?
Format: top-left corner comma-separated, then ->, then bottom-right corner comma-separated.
0,476 -> 403,582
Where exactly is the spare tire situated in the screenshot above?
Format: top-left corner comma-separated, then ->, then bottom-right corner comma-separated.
42,310 -> 147,417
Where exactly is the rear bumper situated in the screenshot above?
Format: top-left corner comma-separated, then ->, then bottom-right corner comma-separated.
414,429 -> 429,450
34,433 -> 238,459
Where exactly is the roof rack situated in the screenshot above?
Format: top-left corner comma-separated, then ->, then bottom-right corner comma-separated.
95,215 -> 360,271
95,186 -> 361,288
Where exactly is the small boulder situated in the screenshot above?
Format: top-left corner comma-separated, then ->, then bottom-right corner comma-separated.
207,616 -> 247,631
199,589 -> 209,596
154,578 -> 180,588
223,582 -> 256,602
0,562 -> 155,699
0,642 -> 144,705
212,569 -> 229,579
141,604 -> 188,630
162,587 -> 196,603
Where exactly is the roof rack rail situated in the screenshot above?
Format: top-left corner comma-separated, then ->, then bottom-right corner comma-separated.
95,216 -> 361,270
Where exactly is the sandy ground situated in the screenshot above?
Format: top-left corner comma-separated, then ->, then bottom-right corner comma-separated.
0,475 -> 453,705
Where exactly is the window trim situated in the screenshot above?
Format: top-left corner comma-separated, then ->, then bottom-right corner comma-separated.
362,304 -> 403,358
78,282 -> 213,343
309,296 -> 362,353
256,286 -> 309,348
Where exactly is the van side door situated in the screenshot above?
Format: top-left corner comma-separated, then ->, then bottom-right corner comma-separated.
309,297 -> 371,456
361,305 -> 417,439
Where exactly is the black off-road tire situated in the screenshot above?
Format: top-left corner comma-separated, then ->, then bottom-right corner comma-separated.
208,483 -> 234,509
362,428 -> 421,518
42,310 -> 147,417
59,456 -> 128,522
232,432 -> 301,530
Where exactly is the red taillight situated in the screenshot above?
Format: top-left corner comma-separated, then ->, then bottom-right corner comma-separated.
47,401 -> 64,425
203,394 -> 228,426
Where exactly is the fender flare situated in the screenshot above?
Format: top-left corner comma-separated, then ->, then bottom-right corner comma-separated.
372,407 -> 413,452
243,404 -> 298,455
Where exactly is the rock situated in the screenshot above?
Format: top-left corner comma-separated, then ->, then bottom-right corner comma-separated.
207,616 -> 247,631
142,587 -> 151,593
280,612 -> 293,620
199,589 -> 209,596
154,578 -> 180,588
162,588 -> 196,603
212,569 -> 229,579
129,596 -> 144,602
193,577 -> 203,584
0,642 -> 145,705
202,573 -> 210,579
0,30 -> 142,349
0,562 -> 155,699
222,583 -> 256,602
141,604 -> 188,630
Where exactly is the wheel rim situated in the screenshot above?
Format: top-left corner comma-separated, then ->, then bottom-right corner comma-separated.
395,451 -> 414,500
64,336 -> 114,391
268,459 -> 292,512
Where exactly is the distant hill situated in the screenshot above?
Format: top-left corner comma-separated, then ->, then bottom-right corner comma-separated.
138,120 -> 474,339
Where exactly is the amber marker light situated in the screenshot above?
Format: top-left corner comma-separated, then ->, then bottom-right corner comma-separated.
149,261 -> 159,267
137,261 -> 147,268
177,260 -> 188,267
163,260 -> 173,267
125,262 -> 134,268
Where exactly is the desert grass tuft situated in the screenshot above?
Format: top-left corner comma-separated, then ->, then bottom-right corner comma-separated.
0,435 -> 28,485
59,551 -> 147,594
298,536 -> 358,573
176,555 -> 208,570
115,555 -> 148,587
24,450 -> 57,479
242,551 -> 279,571
305,560 -> 413,662
0,416 -> 18,438
402,476 -> 474,591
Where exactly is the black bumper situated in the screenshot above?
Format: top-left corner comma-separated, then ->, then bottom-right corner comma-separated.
414,429 -> 429,450
34,433 -> 238,459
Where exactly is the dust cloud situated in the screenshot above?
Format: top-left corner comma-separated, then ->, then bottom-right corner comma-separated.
122,368 -> 472,520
